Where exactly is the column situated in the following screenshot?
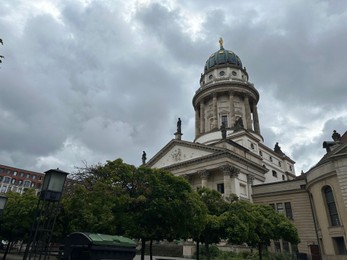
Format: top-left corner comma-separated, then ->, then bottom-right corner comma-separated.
213,93 -> 218,130
252,103 -> 260,135
199,170 -> 209,188
200,101 -> 205,134
230,166 -> 240,195
247,174 -> 255,202
229,92 -> 235,127
195,108 -> 200,136
219,165 -> 232,197
244,96 -> 252,131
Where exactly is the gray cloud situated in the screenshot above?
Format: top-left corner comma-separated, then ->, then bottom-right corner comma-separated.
0,0 -> 346,174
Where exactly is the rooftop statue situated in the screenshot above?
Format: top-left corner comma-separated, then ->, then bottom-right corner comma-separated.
177,118 -> 182,134
220,122 -> 226,139
332,130 -> 341,141
142,151 -> 147,165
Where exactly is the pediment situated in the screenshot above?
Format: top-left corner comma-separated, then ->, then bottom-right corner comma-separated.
147,140 -> 223,168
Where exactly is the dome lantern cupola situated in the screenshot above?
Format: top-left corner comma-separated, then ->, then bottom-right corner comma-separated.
204,37 -> 243,73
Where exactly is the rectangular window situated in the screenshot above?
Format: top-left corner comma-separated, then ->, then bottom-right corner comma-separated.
272,170 -> 277,177
3,177 -> 11,184
274,241 -> 281,252
221,115 -> 228,127
1,185 -> 7,193
240,184 -> 247,196
217,183 -> 224,194
285,202 -> 293,220
13,171 -> 17,176
276,203 -> 284,214
333,237 -> 347,255
282,241 -> 290,252
282,175 -> 285,180
24,180 -> 30,187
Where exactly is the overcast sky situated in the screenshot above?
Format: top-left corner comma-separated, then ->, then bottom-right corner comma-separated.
1,0 -> 347,175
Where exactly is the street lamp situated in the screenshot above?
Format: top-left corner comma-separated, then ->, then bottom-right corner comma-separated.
23,168 -> 69,260
0,194 -> 8,214
40,168 -> 68,201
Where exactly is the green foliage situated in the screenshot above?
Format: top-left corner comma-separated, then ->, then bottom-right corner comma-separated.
57,158 -> 207,260
0,189 -> 38,242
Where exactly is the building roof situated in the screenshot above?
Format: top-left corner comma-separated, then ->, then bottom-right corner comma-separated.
204,45 -> 243,72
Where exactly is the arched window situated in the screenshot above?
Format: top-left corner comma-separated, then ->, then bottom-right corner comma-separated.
323,186 -> 340,226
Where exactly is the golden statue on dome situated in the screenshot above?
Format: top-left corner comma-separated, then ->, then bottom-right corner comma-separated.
219,37 -> 224,48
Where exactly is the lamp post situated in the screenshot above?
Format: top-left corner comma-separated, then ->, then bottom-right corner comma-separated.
0,194 -> 8,215
23,168 -> 68,260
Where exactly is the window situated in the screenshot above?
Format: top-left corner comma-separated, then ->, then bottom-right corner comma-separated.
282,175 -> 285,180
24,180 -> 30,188
324,186 -> 340,226
209,74 -> 213,80
221,115 -> 228,127
217,183 -> 224,194
274,241 -> 281,252
276,203 -> 284,214
232,71 -> 237,76
13,171 -> 17,176
270,156 -> 273,162
240,184 -> 247,196
32,175 -> 36,180
3,177 -> 11,184
285,202 -> 293,220
1,185 -> 7,193
333,237 -> 347,255
219,71 -> 225,76
18,180 -> 23,186
20,172 -> 24,177
269,203 -> 275,210
259,151 -> 263,156
0,168 -> 3,173
282,241 -> 290,252
26,174 -> 30,178
250,143 -> 255,149
11,179 -> 16,184
278,161 -> 281,167
272,170 -> 277,177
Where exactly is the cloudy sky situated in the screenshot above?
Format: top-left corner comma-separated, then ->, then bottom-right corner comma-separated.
1,0 -> 347,175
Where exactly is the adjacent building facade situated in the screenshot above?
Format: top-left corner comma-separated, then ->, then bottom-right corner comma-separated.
0,164 -> 44,194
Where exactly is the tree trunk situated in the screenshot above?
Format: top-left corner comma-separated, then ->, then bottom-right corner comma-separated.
149,240 -> 153,260
196,240 -> 200,260
141,238 -> 146,260
258,243 -> 262,260
2,240 -> 12,260
205,243 -> 210,260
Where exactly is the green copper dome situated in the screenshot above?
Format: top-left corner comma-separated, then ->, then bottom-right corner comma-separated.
204,39 -> 243,72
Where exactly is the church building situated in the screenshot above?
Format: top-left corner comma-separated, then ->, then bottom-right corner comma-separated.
146,38 -> 296,201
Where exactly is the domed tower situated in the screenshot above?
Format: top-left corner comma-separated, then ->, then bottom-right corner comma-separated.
193,38 -> 261,144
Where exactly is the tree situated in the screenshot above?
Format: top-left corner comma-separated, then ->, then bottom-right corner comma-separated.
225,201 -> 300,260
59,159 -> 207,260
0,190 -> 38,260
194,188 -> 230,260
124,167 -> 206,260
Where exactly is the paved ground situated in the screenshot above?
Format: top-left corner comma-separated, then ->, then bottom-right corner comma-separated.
0,252 -> 191,260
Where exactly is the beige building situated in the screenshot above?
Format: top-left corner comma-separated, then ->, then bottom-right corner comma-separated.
147,39 -> 296,202
253,130 -> 347,259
